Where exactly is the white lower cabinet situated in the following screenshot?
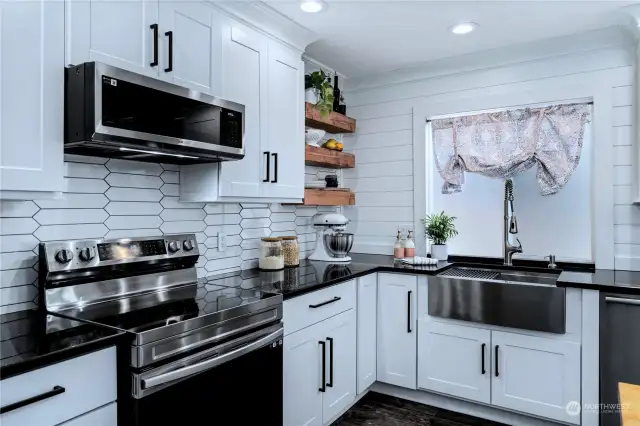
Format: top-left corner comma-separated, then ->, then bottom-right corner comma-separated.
284,309 -> 356,426
59,403 -> 117,426
377,274 -> 417,389
418,321 -> 491,404
491,331 -> 581,425
356,274 -> 377,394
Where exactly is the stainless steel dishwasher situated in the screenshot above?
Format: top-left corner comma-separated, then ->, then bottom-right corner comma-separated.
600,292 -> 640,426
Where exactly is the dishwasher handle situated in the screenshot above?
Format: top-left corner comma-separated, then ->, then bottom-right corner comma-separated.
141,327 -> 283,390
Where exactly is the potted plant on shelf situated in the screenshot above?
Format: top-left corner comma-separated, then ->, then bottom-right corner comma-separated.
422,211 -> 458,260
304,70 -> 334,117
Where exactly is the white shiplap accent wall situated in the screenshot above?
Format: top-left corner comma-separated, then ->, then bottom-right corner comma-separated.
343,44 -> 639,270
0,156 -> 333,313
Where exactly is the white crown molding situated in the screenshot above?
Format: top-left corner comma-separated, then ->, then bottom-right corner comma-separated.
209,1 -> 318,52
345,27 -> 634,93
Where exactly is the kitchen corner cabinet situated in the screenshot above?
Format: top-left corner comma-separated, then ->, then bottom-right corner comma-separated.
284,310 -> 356,426
357,274 -> 377,394
0,0 -> 65,197
491,331 -> 581,424
377,274 -> 417,389
418,321 -> 491,404
66,0 -> 223,95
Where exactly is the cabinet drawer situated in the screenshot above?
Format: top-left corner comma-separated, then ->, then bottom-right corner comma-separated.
284,280 -> 356,336
0,347 -> 117,426
59,403 -> 117,426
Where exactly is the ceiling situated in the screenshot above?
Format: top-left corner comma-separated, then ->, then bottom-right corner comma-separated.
265,0 -> 637,78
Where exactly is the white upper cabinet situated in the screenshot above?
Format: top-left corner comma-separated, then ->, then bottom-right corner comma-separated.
357,274 -> 377,394
263,40 -> 304,200
377,274 -> 417,389
418,321 -> 491,404
218,23 -> 268,198
158,1 -> 223,95
0,0 -> 65,196
66,0 -> 159,77
322,310 -> 357,424
491,331 -> 581,425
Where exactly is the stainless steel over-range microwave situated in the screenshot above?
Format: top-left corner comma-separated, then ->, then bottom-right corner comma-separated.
64,62 -> 245,164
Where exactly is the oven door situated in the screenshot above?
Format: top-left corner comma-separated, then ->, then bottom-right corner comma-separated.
127,322 -> 282,425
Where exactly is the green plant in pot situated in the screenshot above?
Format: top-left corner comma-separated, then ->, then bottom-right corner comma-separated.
305,70 -> 334,117
422,211 -> 458,260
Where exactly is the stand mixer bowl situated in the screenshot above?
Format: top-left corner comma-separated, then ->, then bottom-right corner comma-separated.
324,233 -> 354,258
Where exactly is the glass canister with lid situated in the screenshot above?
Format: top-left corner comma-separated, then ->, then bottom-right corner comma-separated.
259,238 -> 284,271
280,236 -> 300,267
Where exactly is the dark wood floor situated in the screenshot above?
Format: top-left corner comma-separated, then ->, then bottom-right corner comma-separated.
331,393 -> 506,426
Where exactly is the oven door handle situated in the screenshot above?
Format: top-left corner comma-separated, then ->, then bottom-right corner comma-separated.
141,328 -> 283,390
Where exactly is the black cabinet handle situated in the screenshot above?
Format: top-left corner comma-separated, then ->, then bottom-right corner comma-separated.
150,24 -> 159,67
319,341 -> 326,392
263,151 -> 270,182
164,31 -> 173,72
271,153 -> 278,183
481,343 -> 486,375
407,290 -> 412,333
309,297 -> 341,309
495,345 -> 499,377
326,337 -> 334,388
0,386 -> 65,414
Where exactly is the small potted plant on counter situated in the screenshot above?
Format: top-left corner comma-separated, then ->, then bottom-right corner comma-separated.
422,211 -> 458,260
304,70 -> 334,116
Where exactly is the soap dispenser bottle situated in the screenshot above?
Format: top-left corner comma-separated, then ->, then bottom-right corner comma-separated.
404,231 -> 416,258
394,231 -> 405,259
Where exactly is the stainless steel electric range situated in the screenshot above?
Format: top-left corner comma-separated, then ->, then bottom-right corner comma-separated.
39,234 -> 283,425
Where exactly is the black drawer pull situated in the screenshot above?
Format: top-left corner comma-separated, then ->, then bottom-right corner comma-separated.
271,153 -> 278,183
263,151 -> 270,182
0,386 -> 65,414
407,290 -> 412,333
495,345 -> 500,377
481,343 -> 486,375
165,31 -> 173,72
309,297 -> 341,309
319,341 -> 326,392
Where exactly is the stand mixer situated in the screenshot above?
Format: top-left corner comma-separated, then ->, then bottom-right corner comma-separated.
308,213 -> 354,262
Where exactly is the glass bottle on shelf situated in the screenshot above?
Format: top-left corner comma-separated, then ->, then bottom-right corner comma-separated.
394,231 -> 405,259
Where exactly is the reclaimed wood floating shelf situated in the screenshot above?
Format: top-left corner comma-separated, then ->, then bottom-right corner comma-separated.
292,188 -> 356,206
305,102 -> 356,134
305,145 -> 355,169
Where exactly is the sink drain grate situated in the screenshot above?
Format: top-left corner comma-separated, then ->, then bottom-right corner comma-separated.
439,267 -> 500,280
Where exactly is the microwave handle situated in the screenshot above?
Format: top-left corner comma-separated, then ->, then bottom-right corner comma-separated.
141,327 -> 282,389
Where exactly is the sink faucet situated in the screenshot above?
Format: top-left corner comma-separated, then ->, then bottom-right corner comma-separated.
503,179 -> 522,266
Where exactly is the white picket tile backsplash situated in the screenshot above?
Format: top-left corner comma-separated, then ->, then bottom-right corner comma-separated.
0,157 -> 336,312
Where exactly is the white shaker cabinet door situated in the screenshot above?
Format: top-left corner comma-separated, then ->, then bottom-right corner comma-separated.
418,321 -> 491,404
0,0 -> 65,195
322,309 -> 357,425
377,274 -> 417,389
65,0 -> 159,78
263,41 -> 304,200
218,23 -> 268,198
357,274 -> 377,394
491,331 -> 581,425
158,1 -> 223,95
283,320 -> 324,426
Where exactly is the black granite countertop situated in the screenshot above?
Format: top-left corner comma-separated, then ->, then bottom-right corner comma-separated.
0,309 -> 126,380
200,253 -> 640,298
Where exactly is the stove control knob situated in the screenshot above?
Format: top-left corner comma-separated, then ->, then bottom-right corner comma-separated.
183,240 -> 195,251
55,249 -> 73,264
168,241 -> 180,253
79,247 -> 96,261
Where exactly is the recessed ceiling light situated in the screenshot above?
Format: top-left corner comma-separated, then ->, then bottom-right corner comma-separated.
300,0 -> 324,13
450,22 -> 478,35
